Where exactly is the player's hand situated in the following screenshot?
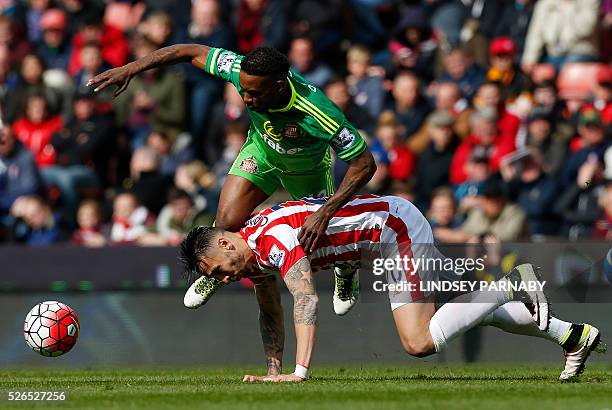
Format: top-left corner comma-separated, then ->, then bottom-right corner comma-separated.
298,208 -> 332,253
242,373 -> 305,383
87,65 -> 134,98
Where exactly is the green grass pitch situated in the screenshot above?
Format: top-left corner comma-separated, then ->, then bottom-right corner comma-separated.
1,365 -> 611,409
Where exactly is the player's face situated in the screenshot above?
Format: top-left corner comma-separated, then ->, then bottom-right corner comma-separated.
239,72 -> 284,112
198,238 -> 255,284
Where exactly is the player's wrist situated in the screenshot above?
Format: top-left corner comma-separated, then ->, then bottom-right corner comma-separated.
293,363 -> 309,380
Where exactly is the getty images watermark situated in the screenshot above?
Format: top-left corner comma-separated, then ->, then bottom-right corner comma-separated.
371,255 -> 546,294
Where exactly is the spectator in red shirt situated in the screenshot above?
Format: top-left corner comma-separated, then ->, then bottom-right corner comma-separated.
12,92 -> 63,168
473,81 -> 521,143
375,111 -> 415,182
450,108 -> 515,185
67,16 -> 128,76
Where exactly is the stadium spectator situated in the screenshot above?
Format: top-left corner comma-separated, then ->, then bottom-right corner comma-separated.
203,83 -> 248,165
473,81 -> 521,142
593,180 -> 612,240
413,110 -> 458,209
288,36 -> 333,88
290,0 -> 342,54
324,76 -> 374,136
500,149 -> 560,236
70,199 -> 107,247
59,0 -> 104,38
114,37 -> 186,149
72,42 -> 112,88
495,0 -> 535,61
41,87 -> 112,213
453,146 -> 491,213
522,0 -> 600,72
345,45 -> 385,121
6,195 -> 68,245
175,0 -> 234,147
154,188 -> 214,246
109,191 -> 155,244
450,108 -> 515,185
12,92 -> 63,168
26,0 -> 50,45
122,146 -> 171,215
428,187 -> 463,239
524,107 -> 568,177
432,81 -> 471,140
437,48 -> 486,101
0,123 -> 43,214
387,71 -> 431,140
146,130 -> 194,178
175,159 -> 218,214
486,37 -> 531,101
36,9 -> 71,71
138,12 -> 174,49
3,53 -> 68,123
459,178 -> 528,242
592,65 -> 612,128
67,15 -> 129,77
212,121 -> 247,190
555,153 -> 606,239
0,15 -> 30,66
562,107 -> 610,187
388,6 -> 438,82
375,111 -> 415,183
236,0 -> 287,53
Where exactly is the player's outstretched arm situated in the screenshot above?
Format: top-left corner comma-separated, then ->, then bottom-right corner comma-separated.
253,275 -> 285,376
243,257 -> 317,383
299,149 -> 377,252
87,44 -> 211,98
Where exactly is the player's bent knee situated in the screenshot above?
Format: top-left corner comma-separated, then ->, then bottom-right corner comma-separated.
399,334 -> 435,358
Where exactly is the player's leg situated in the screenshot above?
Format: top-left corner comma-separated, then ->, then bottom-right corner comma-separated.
280,163 -> 360,315
215,175 -> 271,230
184,143 -> 280,309
482,302 -> 606,380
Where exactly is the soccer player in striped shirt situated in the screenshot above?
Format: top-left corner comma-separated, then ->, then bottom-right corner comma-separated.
179,194 -> 605,382
88,44 -> 376,311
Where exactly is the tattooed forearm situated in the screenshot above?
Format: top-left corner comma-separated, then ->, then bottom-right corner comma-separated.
131,44 -> 210,73
255,276 -> 284,375
284,258 -> 319,326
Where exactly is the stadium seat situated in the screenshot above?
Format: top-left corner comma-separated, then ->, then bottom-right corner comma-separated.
557,63 -> 606,100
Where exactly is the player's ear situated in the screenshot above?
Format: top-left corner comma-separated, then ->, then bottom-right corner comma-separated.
217,236 -> 235,250
276,78 -> 286,93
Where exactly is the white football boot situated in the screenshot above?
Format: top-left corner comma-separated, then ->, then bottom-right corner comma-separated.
183,275 -> 225,309
559,324 -> 607,381
333,266 -> 359,316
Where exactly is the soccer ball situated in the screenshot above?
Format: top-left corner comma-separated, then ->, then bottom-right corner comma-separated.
23,301 -> 80,357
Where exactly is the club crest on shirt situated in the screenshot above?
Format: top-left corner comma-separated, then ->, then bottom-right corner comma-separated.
239,156 -> 258,174
217,52 -> 236,74
283,124 -> 300,138
268,244 -> 286,268
331,127 -> 355,150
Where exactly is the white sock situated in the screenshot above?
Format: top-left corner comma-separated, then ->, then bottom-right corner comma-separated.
428,278 -> 512,352
482,302 -> 572,345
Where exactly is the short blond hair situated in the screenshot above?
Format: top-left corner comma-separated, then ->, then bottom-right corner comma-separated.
347,44 -> 371,63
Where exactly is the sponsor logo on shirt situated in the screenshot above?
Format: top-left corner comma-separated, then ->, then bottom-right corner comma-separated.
264,120 -> 282,141
239,156 -> 258,174
268,244 -> 286,268
331,127 -> 355,150
260,133 -> 304,155
246,215 -> 268,227
217,52 -> 236,74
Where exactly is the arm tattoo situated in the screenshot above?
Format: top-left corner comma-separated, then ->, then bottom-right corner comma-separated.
255,276 -> 284,375
284,257 -> 318,326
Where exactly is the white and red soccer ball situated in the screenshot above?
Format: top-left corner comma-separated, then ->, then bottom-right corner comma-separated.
23,301 -> 79,357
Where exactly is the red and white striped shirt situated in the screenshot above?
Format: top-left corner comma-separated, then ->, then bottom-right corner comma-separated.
239,194 -> 429,278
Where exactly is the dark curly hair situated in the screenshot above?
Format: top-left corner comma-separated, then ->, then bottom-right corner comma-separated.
241,47 -> 290,77
179,226 -> 222,283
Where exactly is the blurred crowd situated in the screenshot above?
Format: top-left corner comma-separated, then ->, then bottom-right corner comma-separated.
0,0 -> 611,247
